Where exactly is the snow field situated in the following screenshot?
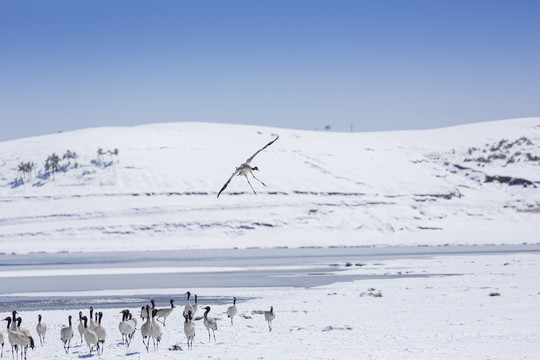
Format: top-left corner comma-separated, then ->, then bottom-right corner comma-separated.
3,252 -> 539,359
0,118 -> 539,254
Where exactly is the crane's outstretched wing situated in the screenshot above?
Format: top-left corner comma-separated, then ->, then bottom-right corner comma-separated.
217,167 -> 242,198
246,135 -> 279,164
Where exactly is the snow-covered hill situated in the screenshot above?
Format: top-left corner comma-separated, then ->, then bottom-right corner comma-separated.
1,118 -> 539,253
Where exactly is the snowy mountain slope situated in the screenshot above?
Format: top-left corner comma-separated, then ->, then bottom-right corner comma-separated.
0,118 -> 539,253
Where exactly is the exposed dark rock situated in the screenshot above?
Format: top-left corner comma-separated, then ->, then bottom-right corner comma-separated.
485,175 -> 535,187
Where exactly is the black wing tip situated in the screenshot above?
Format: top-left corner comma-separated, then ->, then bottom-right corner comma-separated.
217,182 -> 229,198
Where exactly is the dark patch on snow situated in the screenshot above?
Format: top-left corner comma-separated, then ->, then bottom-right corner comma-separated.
485,175 -> 535,187
91,159 -> 114,168
239,225 -> 255,230
414,192 -> 460,200
9,177 -> 24,188
252,222 -> 274,227
453,164 -> 470,170
291,190 -> 367,196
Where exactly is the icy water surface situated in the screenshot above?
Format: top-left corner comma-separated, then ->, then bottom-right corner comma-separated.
1,245 -> 538,310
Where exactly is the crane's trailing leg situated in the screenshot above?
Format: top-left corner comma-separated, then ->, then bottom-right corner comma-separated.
245,176 -> 257,195
251,173 -> 266,186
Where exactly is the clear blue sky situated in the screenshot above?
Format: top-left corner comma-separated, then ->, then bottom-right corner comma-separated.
1,0 -> 539,141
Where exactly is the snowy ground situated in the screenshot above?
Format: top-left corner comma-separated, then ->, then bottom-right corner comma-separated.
2,251 -> 539,359
1,119 -> 539,358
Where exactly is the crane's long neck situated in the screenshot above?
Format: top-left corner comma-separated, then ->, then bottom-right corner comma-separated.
145,306 -> 151,322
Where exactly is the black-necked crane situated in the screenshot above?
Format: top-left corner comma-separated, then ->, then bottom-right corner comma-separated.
95,312 -> 106,355
9,311 -> 17,332
119,310 -> 135,346
227,297 -> 238,325
150,309 -> 162,351
140,299 -> 156,320
183,292 -> 194,317
183,310 -> 195,350
127,311 -> 137,341
5,311 -> 23,359
3,316 -> 34,360
192,294 -> 198,315
140,305 -> 147,320
264,306 -> 275,332
140,305 -> 152,352
36,314 -> 46,346
60,315 -> 73,354
2,316 -> 16,359
217,135 -> 279,198
154,299 -> 176,326
81,316 -> 99,355
203,306 -> 217,343
16,317 -> 33,342
77,311 -> 84,345
88,307 -> 97,331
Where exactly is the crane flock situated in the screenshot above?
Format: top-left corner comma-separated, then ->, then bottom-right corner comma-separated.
0,292 -> 275,358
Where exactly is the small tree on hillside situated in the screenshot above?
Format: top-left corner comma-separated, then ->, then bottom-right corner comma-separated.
17,161 -> 36,181
108,148 -> 119,162
97,148 -> 105,162
63,150 -> 79,167
45,153 -> 61,179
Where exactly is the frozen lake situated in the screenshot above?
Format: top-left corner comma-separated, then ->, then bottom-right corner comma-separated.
1,245 -> 540,359
1,244 -> 539,311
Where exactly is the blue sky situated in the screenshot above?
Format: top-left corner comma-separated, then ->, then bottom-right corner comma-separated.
1,0 -> 539,141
